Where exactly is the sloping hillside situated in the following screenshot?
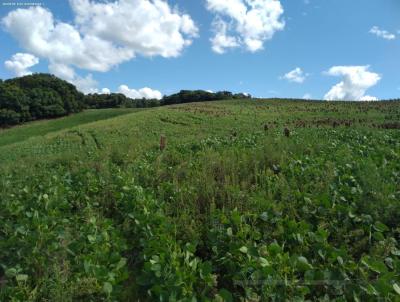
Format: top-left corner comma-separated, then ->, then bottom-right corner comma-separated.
1,99 -> 400,301
0,108 -> 140,148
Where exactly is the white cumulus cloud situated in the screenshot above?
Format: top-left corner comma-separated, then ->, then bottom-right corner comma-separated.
281,67 -> 307,83
4,53 -> 39,76
69,0 -> 198,58
360,95 -> 378,101
48,62 -> 100,94
2,6 -> 133,73
206,0 -> 285,53
369,26 -> 396,40
118,84 -> 162,100
71,74 -> 99,94
210,18 -> 239,54
324,66 -> 381,101
2,1 -> 198,91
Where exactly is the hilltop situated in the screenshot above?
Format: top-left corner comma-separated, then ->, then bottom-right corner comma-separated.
0,73 -> 251,128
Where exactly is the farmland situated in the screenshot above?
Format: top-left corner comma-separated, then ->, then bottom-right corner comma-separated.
0,108 -> 140,147
0,99 -> 400,301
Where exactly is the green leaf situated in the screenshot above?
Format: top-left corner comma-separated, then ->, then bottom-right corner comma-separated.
259,212 -> 268,222
115,258 -> 127,270
391,249 -> 400,256
259,257 -> 270,267
373,222 -> 389,232
103,282 -> 113,295
348,211 -> 356,218
393,283 -> 400,295
87,235 -> 96,243
353,292 -> 361,302
16,274 -> 28,282
231,210 -> 241,226
226,227 -> 233,237
373,231 -> 385,241
218,288 -> 233,302
268,242 -> 282,255
5,268 -> 17,277
239,246 -> 248,254
361,284 -> 378,296
200,261 -> 212,277
361,257 -> 387,274
151,264 -> 161,272
297,256 -> 313,271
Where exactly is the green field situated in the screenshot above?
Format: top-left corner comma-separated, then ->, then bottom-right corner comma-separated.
1,99 -> 400,301
0,108 -> 140,147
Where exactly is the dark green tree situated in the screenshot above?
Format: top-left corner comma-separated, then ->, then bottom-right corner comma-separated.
0,73 -> 85,127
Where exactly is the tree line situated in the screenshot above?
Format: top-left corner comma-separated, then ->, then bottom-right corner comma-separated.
0,73 -> 251,127
85,90 -> 251,109
161,90 -> 250,105
84,93 -> 161,109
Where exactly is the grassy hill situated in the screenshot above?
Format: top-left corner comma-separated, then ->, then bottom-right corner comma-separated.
1,99 -> 400,301
0,108 -> 140,147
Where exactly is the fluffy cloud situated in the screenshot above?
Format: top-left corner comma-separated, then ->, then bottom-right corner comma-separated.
71,74 -> 99,94
210,18 -> 239,54
302,93 -> 312,99
118,84 -> 162,100
281,67 -> 307,83
359,95 -> 378,101
206,0 -> 285,53
369,26 -> 396,40
2,6 -> 134,73
4,53 -> 39,76
2,1 -> 198,91
48,62 -> 99,94
69,0 -> 198,58
324,66 -> 381,101
48,63 -> 76,81
48,61 -> 161,97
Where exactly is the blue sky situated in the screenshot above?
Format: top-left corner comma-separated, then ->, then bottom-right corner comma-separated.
0,0 -> 399,100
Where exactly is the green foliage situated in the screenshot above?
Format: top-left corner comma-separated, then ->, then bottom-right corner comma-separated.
0,74 -> 84,127
0,108 -> 138,147
0,109 -> 21,126
0,82 -> 30,125
161,90 -> 251,106
28,87 -> 66,118
7,73 -> 84,114
0,99 -> 399,301
84,93 -> 161,109
85,89 -> 249,109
